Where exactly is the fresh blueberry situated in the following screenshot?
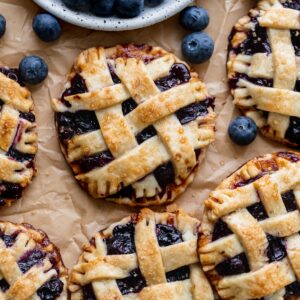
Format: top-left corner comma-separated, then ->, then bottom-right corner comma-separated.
181,32 -> 214,64
62,0 -> 91,11
180,6 -> 209,31
0,15 -> 6,38
228,116 -> 258,146
32,13 -> 61,43
19,56 -> 48,85
115,0 -> 144,18
91,0 -> 115,16
145,0 -> 164,7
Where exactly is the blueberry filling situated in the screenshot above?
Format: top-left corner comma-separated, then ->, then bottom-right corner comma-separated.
37,277 -> 64,300
285,281 -> 300,296
0,279 -> 9,292
136,126 -> 157,144
290,30 -> 300,56
229,73 -> 273,91
18,249 -> 46,273
176,98 -> 214,125
82,283 -> 96,300
7,147 -> 35,163
282,191 -> 298,212
166,266 -> 190,282
111,185 -> 135,199
19,112 -> 35,123
61,73 -> 88,106
215,253 -> 250,276
56,111 -> 99,142
0,182 -> 23,200
78,151 -> 114,173
107,63 -> 121,84
156,224 -> 183,247
155,63 -> 191,92
0,67 -> 24,86
233,173 -> 266,188
285,117 -> 300,147
247,202 -> 268,221
229,17 -> 271,56
122,99 -> 138,115
0,230 -> 19,247
105,222 -> 136,255
278,151 -> 300,162
266,234 -> 287,262
212,219 -> 233,241
153,162 -> 175,190
116,268 -> 146,295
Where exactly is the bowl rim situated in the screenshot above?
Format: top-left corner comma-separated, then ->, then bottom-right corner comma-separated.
32,0 -> 193,31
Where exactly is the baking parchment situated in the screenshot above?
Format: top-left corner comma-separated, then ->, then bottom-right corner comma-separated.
0,0 -> 287,268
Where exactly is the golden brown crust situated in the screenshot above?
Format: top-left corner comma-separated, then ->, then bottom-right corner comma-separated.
70,208 -> 215,300
0,221 -> 68,300
52,44 -> 215,206
199,151 -> 300,300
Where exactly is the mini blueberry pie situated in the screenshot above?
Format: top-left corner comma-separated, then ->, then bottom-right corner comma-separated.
52,44 -> 215,206
0,221 -> 68,299
0,67 -> 37,207
228,0 -> 300,147
69,208 -> 214,300
199,151 -> 300,299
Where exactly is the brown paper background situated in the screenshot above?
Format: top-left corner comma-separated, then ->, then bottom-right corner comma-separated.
0,0 -> 290,268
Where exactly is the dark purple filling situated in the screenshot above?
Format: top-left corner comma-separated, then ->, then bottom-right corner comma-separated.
0,182 -> 23,200
37,278 -> 64,300
277,151 -> 300,162
154,63 -> 191,92
229,73 -> 273,91
82,284 -> 96,300
136,126 -> 157,144
282,191 -> 298,212
0,279 -> 9,292
282,0 -> 300,12
212,219 -> 233,241
116,268 -> 146,295
7,147 -> 35,163
0,230 -> 19,247
285,117 -> 300,147
18,249 -> 46,273
56,111 -> 99,142
105,222 -> 136,255
229,17 -> 271,56
0,67 -> 24,86
266,234 -> 287,262
78,151 -> 114,173
156,224 -> 183,247
166,266 -> 190,282
122,99 -> 138,115
233,173 -> 266,188
107,63 -> 121,84
112,185 -> 135,199
285,281 -> 300,296
215,253 -> 250,276
176,98 -> 214,125
61,74 -> 88,107
247,202 -> 268,221
291,30 -> 300,56
19,112 -> 35,123
153,162 -> 175,190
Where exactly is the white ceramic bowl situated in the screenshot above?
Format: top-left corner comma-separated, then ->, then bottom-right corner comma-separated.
32,0 -> 193,31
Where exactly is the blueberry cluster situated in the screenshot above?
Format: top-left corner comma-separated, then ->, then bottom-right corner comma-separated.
0,14 -> 48,85
179,6 -> 214,64
62,0 -> 164,18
